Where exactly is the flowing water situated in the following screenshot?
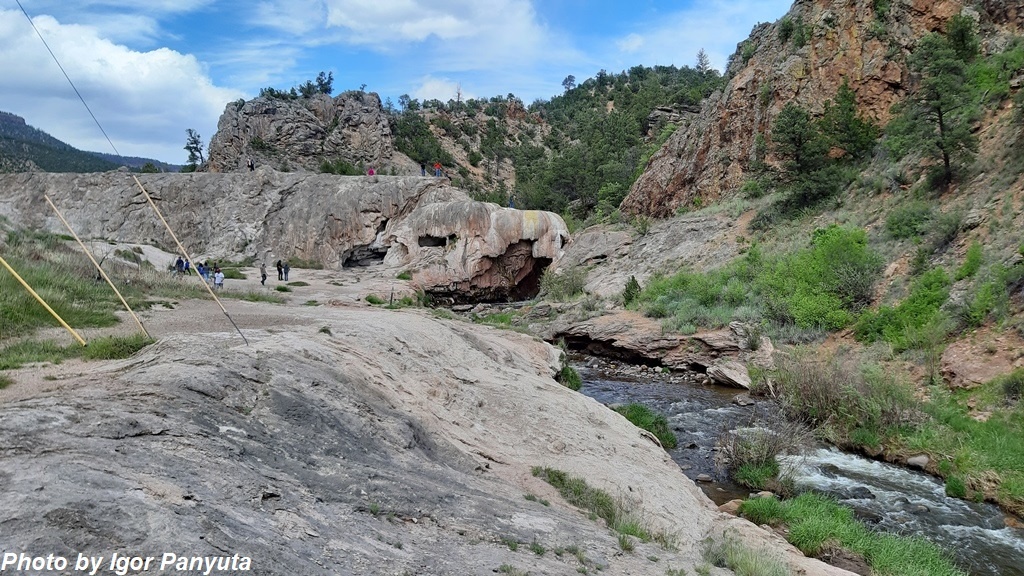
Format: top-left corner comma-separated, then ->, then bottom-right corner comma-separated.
573,356 -> 1024,576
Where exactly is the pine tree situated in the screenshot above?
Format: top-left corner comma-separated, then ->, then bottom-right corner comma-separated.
819,80 -> 877,160
905,32 -> 977,187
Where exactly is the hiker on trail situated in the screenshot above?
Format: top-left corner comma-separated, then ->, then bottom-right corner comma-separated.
420,162 -> 426,176
433,162 -> 442,177
283,261 -> 290,282
247,158 -> 255,172
260,262 -> 267,286
367,166 -> 375,176
183,259 -> 192,275
276,260 -> 283,281
196,262 -> 204,278
175,257 -> 184,275
213,268 -> 225,290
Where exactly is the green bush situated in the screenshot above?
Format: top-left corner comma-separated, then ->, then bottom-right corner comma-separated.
396,270 -> 413,280
365,294 -> 385,305
541,267 -> 587,301
613,403 -> 677,449
996,368 -> 1024,401
886,201 -> 933,239
855,267 -> 951,350
954,241 -> 983,280
557,361 -> 582,391
945,476 -> 967,498
221,268 -> 246,280
275,285 -> 292,293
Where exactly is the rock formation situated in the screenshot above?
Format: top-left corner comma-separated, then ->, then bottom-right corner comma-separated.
0,303 -> 854,576
0,171 -> 568,301
207,91 -> 405,174
620,0 -> 1017,217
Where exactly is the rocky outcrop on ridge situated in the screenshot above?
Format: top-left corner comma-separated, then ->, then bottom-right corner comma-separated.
0,303 -> 854,576
207,91 -> 408,174
620,0 -> 1017,217
0,171 -> 568,301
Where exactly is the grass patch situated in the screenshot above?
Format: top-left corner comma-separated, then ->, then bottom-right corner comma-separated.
303,300 -> 319,306
557,360 -> 581,387
286,281 -> 310,287
227,290 -> 286,303
855,267 -> 951,351
275,285 -> 292,293
0,374 -> 13,389
365,294 -> 385,305
396,270 -> 413,281
287,257 -> 324,270
531,466 -> 653,542
739,493 -> 964,575
613,403 -> 677,449
220,268 -> 247,280
81,334 -> 154,360
702,534 -> 790,576
318,326 -> 332,335
475,312 -> 515,327
0,334 -> 153,370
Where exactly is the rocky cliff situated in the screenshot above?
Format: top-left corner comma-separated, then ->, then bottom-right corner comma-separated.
207,91 -> 406,174
0,171 -> 567,301
621,0 -> 1023,217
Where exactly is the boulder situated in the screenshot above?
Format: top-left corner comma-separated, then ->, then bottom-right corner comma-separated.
907,455 -> 930,470
708,360 -> 752,390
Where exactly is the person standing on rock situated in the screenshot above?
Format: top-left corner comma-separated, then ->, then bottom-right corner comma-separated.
433,161 -> 442,177
260,262 -> 268,286
283,261 -> 290,282
276,260 -> 283,281
420,162 -> 426,176
247,158 -> 255,172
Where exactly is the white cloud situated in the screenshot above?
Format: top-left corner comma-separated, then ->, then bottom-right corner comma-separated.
410,76 -> 476,102
608,0 -> 792,73
616,33 -> 644,54
0,9 -> 242,163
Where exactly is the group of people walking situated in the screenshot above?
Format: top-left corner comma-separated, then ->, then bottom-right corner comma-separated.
174,256 -> 293,289
174,257 -> 225,289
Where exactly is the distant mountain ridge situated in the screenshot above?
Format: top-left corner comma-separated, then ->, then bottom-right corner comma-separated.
0,111 -> 179,173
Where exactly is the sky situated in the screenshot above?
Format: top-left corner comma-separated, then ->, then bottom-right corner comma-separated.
0,0 -> 793,164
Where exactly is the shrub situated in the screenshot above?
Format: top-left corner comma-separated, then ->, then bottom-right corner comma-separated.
0,374 -> 11,389
996,368 -> 1024,401
717,421 -> 808,490
954,241 -> 983,280
221,268 -> 246,280
622,275 -> 642,306
855,267 -> 951,351
396,270 -> 413,280
541,266 -> 587,301
557,363 -> 582,391
275,285 -> 292,293
886,201 -> 933,239
286,281 -> 310,287
945,476 -> 967,498
774,350 -> 921,445
613,403 -> 677,449
365,294 -> 385,305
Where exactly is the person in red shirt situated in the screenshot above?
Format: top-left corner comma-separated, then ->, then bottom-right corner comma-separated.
433,162 -> 442,177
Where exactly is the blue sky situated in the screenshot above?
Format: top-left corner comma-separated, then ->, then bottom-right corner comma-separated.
0,0 -> 793,164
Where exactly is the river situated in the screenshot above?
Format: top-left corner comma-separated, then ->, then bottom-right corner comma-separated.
573,355 -> 1024,576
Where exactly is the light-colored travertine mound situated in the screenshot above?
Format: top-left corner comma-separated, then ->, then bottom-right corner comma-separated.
0,171 -> 567,300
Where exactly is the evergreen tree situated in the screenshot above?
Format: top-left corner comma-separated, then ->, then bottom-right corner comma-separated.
819,80 -> 877,160
946,14 -> 980,62
184,129 -> 204,167
771,102 -> 827,179
902,32 -> 977,187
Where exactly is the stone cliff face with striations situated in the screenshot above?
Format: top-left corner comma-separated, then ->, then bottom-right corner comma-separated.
207,91 -> 406,174
621,0 -> 1021,218
0,172 -> 567,301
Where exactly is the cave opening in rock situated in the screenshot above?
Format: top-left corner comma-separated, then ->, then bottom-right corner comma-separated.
556,335 -> 664,367
343,219 -> 389,267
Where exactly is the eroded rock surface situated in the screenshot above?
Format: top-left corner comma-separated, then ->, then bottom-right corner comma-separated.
0,172 -> 567,301
0,305 -> 853,576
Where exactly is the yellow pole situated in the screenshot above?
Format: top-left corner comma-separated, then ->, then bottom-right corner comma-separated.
44,195 -> 150,339
0,254 -> 86,346
130,175 -> 249,345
